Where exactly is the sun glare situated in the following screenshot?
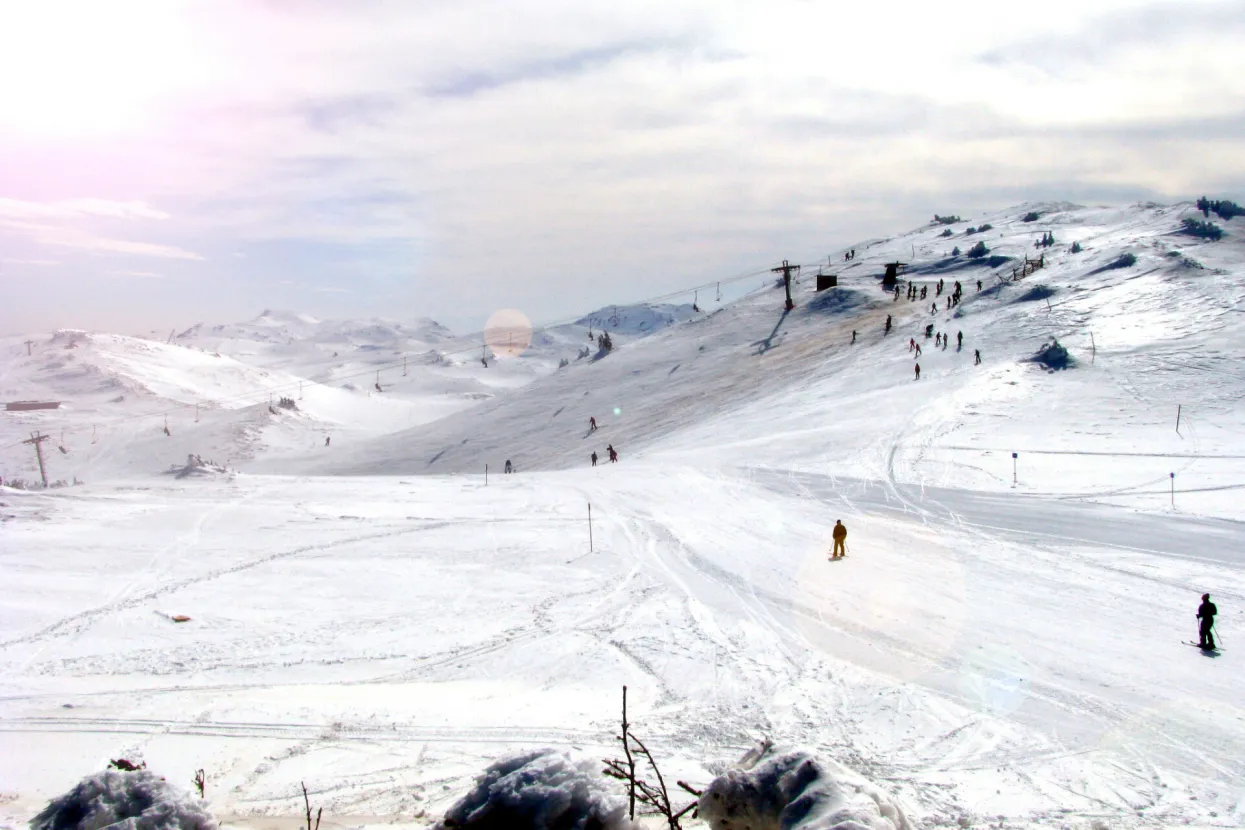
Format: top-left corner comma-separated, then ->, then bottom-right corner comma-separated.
0,0 -> 197,138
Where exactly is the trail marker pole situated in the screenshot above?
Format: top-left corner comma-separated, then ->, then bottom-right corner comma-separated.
485,464 -> 488,486
1176,405 -> 1182,434
1170,472 -> 1175,508
25,340 -> 34,356
1090,332 -> 1095,363
1012,452 -> 1018,486
403,357 -> 408,376
588,503 -> 594,552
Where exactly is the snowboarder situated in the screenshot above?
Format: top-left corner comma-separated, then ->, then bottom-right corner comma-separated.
957,330 -> 963,348
831,520 -> 847,559
504,459 -> 513,474
589,416 -> 598,432
1197,594 -> 1218,649
914,363 -> 921,380
607,444 -> 618,463
974,349 -> 981,365
591,451 -> 599,467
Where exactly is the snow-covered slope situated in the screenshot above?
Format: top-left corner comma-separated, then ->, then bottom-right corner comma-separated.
2,201 -> 1244,830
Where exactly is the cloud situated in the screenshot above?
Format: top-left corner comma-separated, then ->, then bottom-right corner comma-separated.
0,198 -> 169,220
313,286 -> 352,293
108,269 -> 165,279
4,258 -> 59,266
42,232 -> 204,260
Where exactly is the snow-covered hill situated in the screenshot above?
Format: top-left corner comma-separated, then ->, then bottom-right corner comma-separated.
2,201 -> 1244,830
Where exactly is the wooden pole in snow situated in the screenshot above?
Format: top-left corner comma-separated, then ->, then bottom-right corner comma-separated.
1176,405 -> 1182,434
485,463 -> 488,486
1090,332 -> 1095,363
23,432 -> 50,487
588,503 -> 594,552
1170,472 -> 1175,508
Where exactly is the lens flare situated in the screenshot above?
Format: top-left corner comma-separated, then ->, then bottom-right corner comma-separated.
484,309 -> 533,359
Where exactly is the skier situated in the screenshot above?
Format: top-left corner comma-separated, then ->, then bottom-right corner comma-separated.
976,279 -> 982,291
946,296 -> 951,310
974,349 -> 981,365
851,330 -> 857,344
607,444 -> 618,463
831,520 -> 847,559
931,303 -> 938,315
1197,594 -> 1218,649
909,337 -> 916,352
914,363 -> 921,380
914,343 -> 921,357
942,336 -> 947,351
893,286 -> 900,301
957,330 -> 963,348
504,459 -> 513,474
589,416 -> 598,432
591,451 -> 599,467
935,333 -> 941,347
325,436 -> 331,447
885,315 -> 892,334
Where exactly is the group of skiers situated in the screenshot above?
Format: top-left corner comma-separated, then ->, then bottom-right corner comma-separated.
843,249 -> 857,261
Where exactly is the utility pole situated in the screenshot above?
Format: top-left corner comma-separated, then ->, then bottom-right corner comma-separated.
23,432 -> 50,487
772,260 -> 800,311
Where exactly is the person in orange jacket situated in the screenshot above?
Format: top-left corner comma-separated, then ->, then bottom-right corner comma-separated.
831,520 -> 848,559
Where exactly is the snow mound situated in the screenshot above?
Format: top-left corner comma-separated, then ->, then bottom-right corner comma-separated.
805,288 -> 871,316
698,751 -> 911,830
1027,338 -> 1075,370
1012,284 -> 1056,303
435,749 -> 638,830
30,770 -> 216,830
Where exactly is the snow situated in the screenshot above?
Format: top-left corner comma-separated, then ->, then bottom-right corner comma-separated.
698,750 -> 910,830
29,769 -> 216,830
435,750 -> 637,830
2,201 -> 1245,830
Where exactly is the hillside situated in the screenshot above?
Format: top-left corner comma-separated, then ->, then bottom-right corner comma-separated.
2,201 -> 1244,830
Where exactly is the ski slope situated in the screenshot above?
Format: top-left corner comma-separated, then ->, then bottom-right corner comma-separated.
2,201 -> 1244,830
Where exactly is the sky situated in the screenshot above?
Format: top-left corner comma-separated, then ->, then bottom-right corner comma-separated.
1,0 -> 1244,337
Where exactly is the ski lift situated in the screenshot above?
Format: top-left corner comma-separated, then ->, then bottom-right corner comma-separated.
163,415 -> 171,437
91,424 -> 98,444
693,290 -> 699,312
58,429 -> 68,454
609,306 -> 619,327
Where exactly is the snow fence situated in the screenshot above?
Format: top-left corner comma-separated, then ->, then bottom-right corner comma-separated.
436,749 -> 639,830
698,751 -> 912,830
29,769 -> 216,830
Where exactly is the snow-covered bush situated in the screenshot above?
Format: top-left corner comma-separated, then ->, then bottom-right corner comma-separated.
1070,241 -> 1083,253
30,769 -> 216,830
1181,217 -> 1223,240
1108,252 -> 1137,269
932,214 -> 961,225
1028,338 -> 1075,371
1022,211 -> 1041,222
436,749 -> 638,830
966,241 -> 990,259
939,228 -> 953,237
698,751 -> 912,830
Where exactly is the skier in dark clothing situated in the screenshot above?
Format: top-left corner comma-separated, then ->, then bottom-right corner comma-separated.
325,436 -> 331,447
607,444 -> 618,463
976,279 -> 982,291
957,330 -> 963,348
885,315 -> 892,334
831,520 -> 847,559
589,416 -> 598,432
591,451 -> 598,467
851,330 -> 857,344
1198,594 -> 1218,649
974,349 -> 981,365
504,459 -> 513,474
914,363 -> 921,380
931,303 -> 938,315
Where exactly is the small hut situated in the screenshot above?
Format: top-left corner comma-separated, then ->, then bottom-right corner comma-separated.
881,262 -> 908,288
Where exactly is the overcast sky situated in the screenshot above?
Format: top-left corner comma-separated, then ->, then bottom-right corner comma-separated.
2,0 -> 1243,336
